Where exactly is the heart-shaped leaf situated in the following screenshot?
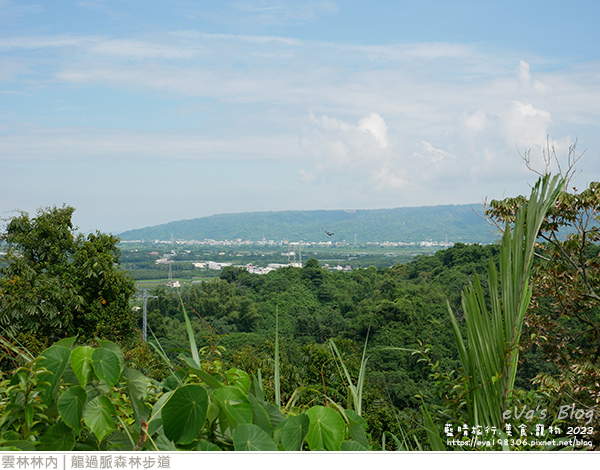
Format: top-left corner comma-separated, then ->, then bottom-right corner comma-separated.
233,423 -> 278,451
58,385 -> 87,433
281,414 -> 310,451
92,348 -> 121,387
212,385 -> 253,429
226,368 -> 251,393
162,385 -> 209,445
70,346 -> 94,387
38,346 -> 71,405
340,440 -> 368,451
122,367 -> 150,426
306,406 -> 345,451
97,340 -> 124,372
197,439 -> 221,451
39,422 -> 75,451
83,395 -> 116,443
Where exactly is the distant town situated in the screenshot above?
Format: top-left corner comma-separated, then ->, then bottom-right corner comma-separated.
119,237 -> 455,248
119,237 -> 457,285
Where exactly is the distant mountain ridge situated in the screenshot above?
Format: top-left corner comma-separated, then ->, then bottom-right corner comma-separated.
118,205 -> 500,244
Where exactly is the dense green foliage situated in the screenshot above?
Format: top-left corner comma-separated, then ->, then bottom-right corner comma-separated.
2,176 -> 600,451
0,206 -> 137,349
139,242 -> 506,442
0,311 -> 374,451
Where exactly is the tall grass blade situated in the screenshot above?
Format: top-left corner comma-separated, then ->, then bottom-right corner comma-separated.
177,290 -> 200,366
0,329 -> 34,365
420,399 -> 446,451
329,331 -> 370,416
147,325 -> 174,373
274,303 -> 281,411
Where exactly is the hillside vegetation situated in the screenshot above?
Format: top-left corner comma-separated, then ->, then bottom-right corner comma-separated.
1,175 -> 600,451
118,205 -> 498,244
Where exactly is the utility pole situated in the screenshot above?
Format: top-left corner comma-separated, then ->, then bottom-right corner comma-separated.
137,289 -> 158,342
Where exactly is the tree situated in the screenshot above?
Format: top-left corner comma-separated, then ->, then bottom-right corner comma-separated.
484,145 -> 600,445
0,205 -> 136,346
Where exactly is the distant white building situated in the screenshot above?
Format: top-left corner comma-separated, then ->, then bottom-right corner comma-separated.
246,264 -> 276,275
207,261 -> 232,270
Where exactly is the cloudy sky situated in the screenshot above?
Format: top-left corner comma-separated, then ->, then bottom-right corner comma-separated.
1,0 -> 600,234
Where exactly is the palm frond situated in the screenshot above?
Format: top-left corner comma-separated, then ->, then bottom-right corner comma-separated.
450,174 -> 565,429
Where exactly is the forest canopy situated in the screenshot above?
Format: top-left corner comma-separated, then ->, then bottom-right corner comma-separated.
1,175 -> 599,451
0,205 -> 137,347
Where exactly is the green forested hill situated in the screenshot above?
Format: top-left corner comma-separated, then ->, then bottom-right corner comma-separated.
118,204 -> 499,243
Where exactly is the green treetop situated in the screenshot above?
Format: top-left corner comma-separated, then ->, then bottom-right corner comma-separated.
0,205 -> 136,347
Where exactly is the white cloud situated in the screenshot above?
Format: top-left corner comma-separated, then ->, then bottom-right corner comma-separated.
371,165 -> 415,192
89,39 -> 197,60
358,113 -> 388,148
2,28 -> 599,222
464,110 -> 489,133
298,168 -> 315,182
517,60 -> 531,85
231,0 -> 339,24
517,59 -> 552,96
302,112 -> 390,172
501,101 -> 552,149
417,141 -> 455,164
533,79 -> 552,95
0,125 -> 300,163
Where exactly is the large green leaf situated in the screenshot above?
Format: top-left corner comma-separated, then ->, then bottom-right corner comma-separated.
163,370 -> 186,391
70,346 -> 94,387
247,393 -> 272,434
92,348 -> 121,388
281,414 -> 310,451
344,409 -> 370,449
38,345 -> 71,405
83,395 -> 116,443
58,385 -> 87,433
146,390 -> 173,435
197,440 -> 221,451
339,441 -> 368,451
122,367 -> 150,426
54,336 -> 77,350
262,402 -> 285,429
151,432 -> 178,451
306,406 -> 345,451
1,441 -> 36,451
39,422 -> 75,451
226,368 -> 251,393
212,385 -> 253,429
178,355 -> 223,389
97,340 -> 125,372
233,423 -> 278,451
162,384 -> 209,445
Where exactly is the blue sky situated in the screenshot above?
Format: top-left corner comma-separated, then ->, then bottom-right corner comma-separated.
1,0 -> 600,235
